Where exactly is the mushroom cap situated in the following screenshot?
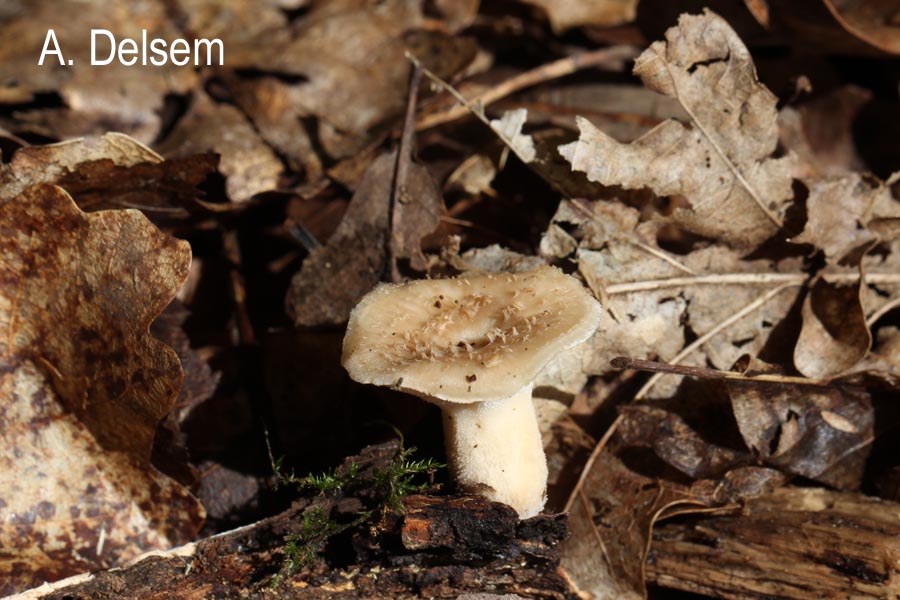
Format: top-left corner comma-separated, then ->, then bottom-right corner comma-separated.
342,266 -> 602,403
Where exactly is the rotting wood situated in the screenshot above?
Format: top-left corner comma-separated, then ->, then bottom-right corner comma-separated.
645,486 -> 900,599
14,442 -> 574,600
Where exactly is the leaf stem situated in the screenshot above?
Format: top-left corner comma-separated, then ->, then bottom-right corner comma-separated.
633,282 -> 795,400
415,46 -> 638,131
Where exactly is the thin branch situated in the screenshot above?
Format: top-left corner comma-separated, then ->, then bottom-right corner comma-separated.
867,294 -> 900,327
627,239 -> 698,275
407,52 -> 534,166
416,46 -> 638,131
633,283 -> 796,400
389,61 -> 423,283
604,272 -> 900,295
611,356 -> 845,388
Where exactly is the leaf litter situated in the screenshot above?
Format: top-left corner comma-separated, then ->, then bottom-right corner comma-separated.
3,1 -> 900,598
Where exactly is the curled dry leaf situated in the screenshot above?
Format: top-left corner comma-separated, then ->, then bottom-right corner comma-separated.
794,275 -> 872,379
0,133 -> 158,202
0,133 -> 218,218
286,151 -> 444,326
0,185 -> 203,592
0,0 -> 194,142
559,10 -> 797,248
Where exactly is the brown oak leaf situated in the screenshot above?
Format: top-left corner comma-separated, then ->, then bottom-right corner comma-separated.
0,185 -> 203,593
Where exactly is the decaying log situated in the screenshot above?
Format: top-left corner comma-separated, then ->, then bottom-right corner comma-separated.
13,442 -> 573,600
645,486 -> 900,598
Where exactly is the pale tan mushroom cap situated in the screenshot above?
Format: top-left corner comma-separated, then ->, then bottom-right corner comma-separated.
342,266 -> 602,403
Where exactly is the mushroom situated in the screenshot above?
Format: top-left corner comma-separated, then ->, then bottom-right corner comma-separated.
341,266 -> 602,518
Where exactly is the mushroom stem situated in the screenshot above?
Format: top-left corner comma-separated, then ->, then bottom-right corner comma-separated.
439,384 -> 547,519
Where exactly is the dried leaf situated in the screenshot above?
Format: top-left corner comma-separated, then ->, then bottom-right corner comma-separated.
262,0 -> 421,137
794,275 -> 872,379
0,0 -> 194,142
521,0 -> 638,32
0,133 -> 217,218
444,154 -> 497,196
457,245 -> 547,274
0,185 -> 203,592
0,133 -> 159,202
489,109 -> 536,163
779,85 -> 872,176
391,164 -> 446,272
616,405 -> 751,479
184,0 -> 472,158
559,10 -> 797,247
821,0 -> 900,54
727,379 -> 872,488
542,199 -> 802,397
561,451 -> 714,599
843,325 -> 900,386
225,75 -> 323,181
150,300 -> 220,424
520,83 -> 687,143
792,174 -> 900,263
156,92 -> 282,204
287,152 -> 444,326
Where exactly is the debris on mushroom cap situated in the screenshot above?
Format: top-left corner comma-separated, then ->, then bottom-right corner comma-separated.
342,265 -> 602,403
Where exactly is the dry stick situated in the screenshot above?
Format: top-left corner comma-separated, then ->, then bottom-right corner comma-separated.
663,60 -> 784,229
604,271 -> 900,295
867,294 -> 900,327
633,282 -> 796,400
415,46 -> 639,131
222,230 -> 256,346
629,239 -> 698,275
406,52 -> 533,166
389,61 -> 423,283
611,356 -> 837,388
